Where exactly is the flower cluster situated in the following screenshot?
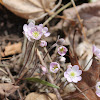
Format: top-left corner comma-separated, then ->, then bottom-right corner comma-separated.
23,22 -> 50,42
92,45 -> 100,59
64,65 -> 82,83
95,81 -> 100,97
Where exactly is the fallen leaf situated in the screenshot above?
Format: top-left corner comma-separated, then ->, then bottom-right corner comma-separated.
63,1 -> 100,47
77,81 -> 97,100
25,92 -> 57,100
1,0 -> 56,20
0,83 -> 19,97
2,42 -> 22,57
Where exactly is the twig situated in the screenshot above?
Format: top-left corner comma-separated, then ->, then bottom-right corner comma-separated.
34,0 -> 62,21
37,49 -> 62,100
83,57 -> 93,71
43,2 -> 72,26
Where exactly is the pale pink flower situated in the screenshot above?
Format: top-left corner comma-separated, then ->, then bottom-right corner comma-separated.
64,65 -> 82,83
40,40 -> 47,47
93,45 -> 100,59
58,46 -> 68,56
23,22 -> 51,41
50,62 -> 60,73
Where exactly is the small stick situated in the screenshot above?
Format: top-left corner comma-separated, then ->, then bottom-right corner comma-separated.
43,2 -> 72,26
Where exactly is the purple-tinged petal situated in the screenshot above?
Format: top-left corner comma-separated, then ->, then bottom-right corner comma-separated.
72,65 -> 79,71
43,27 -> 48,32
76,70 -> 82,76
23,24 -> 28,32
44,32 -> 51,37
28,22 -> 35,28
64,73 -> 72,82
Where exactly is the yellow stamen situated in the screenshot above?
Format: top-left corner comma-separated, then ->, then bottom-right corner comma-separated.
70,72 -> 75,77
32,31 -> 39,38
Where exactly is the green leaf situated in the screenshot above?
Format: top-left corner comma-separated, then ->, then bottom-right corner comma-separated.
25,77 -> 59,89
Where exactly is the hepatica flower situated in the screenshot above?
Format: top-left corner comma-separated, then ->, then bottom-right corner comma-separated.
40,40 -> 47,47
64,65 -> 82,83
23,22 -> 50,41
58,46 -> 68,56
50,62 -> 60,73
95,81 -> 100,97
93,45 -> 100,59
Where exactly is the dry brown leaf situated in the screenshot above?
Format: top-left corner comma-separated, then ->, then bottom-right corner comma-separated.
25,92 -> 57,100
1,0 -> 56,20
77,81 -> 97,100
62,1 -> 100,47
1,42 -> 22,57
0,83 -> 19,96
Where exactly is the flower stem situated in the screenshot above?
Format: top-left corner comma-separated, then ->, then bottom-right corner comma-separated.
18,42 -> 34,76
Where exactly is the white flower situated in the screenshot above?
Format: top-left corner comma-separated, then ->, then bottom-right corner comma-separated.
64,65 -> 82,83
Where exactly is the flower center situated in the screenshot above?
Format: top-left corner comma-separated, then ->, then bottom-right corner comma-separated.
53,65 -> 58,70
70,72 -> 75,77
32,31 -> 39,38
60,47 -> 64,52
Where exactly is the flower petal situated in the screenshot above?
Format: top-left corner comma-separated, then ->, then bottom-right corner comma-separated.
64,73 -> 72,82
23,24 -> 28,32
76,70 -> 82,76
44,32 -> 50,37
72,65 -> 79,71
28,22 -> 35,27
96,90 -> 100,97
